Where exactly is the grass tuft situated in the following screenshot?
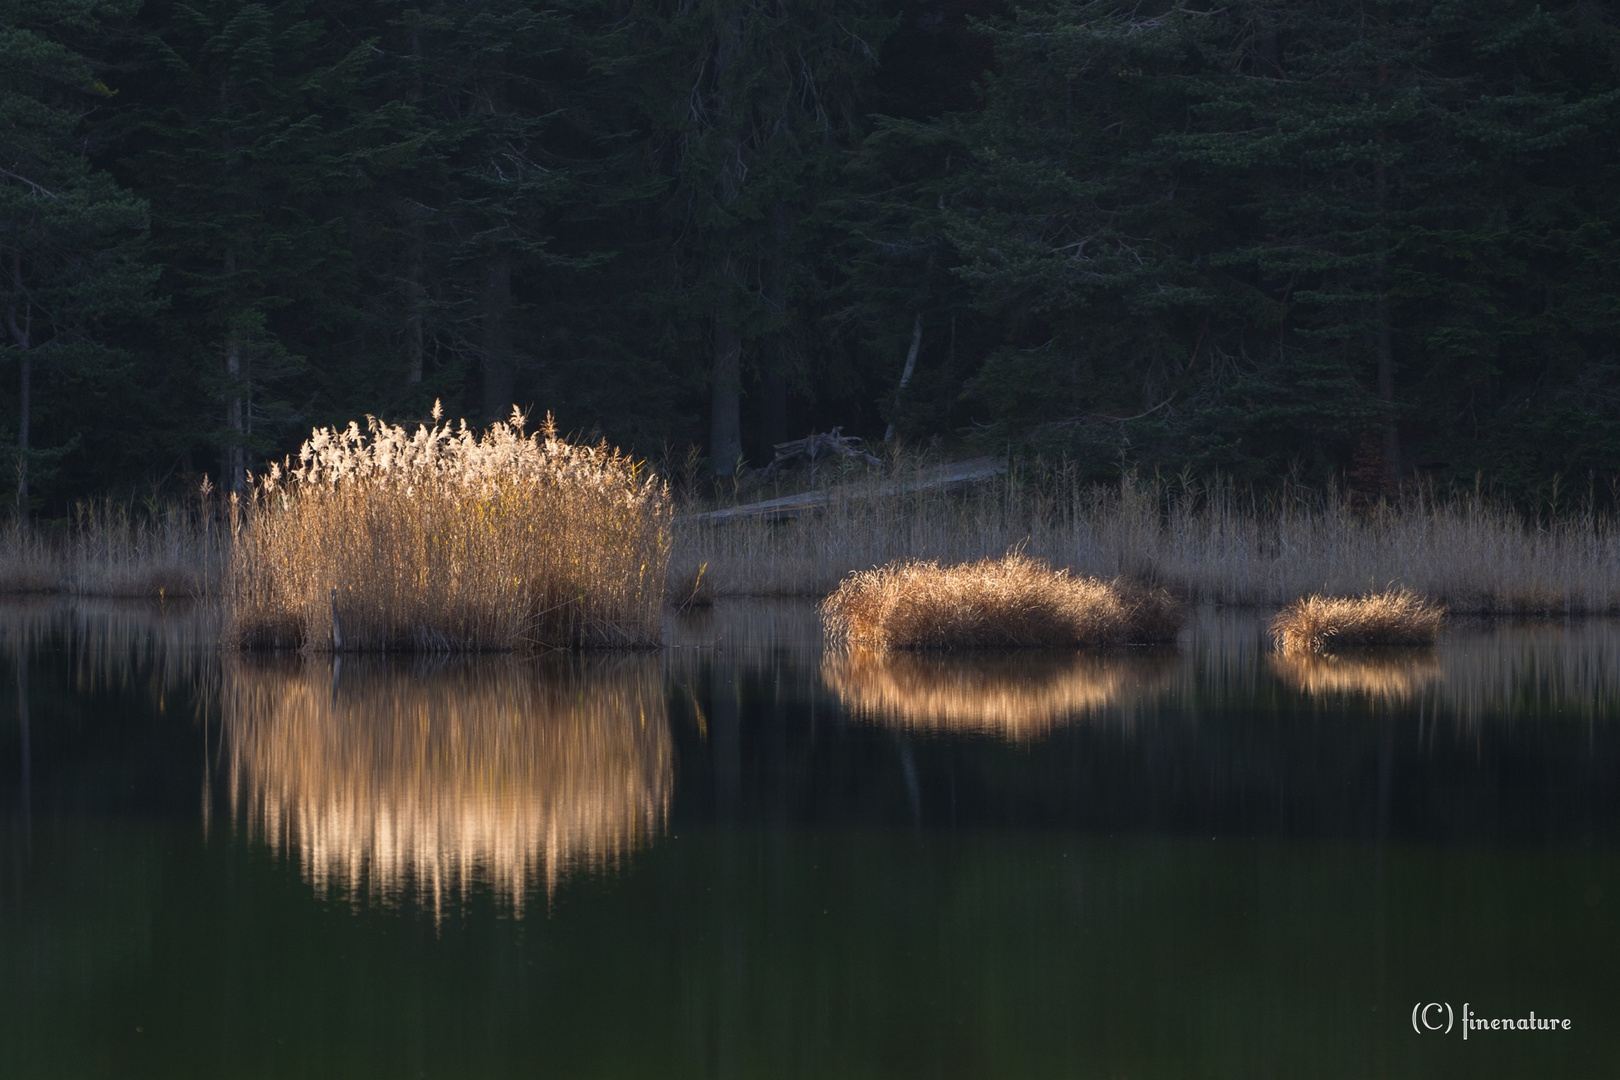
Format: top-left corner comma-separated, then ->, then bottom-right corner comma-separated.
819,552 -> 1183,650
225,407 -> 671,651
1269,589 -> 1445,654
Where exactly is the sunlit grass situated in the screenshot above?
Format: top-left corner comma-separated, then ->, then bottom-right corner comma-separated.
1270,589 -> 1445,654
225,406 -> 671,651
13,451 -> 1620,617
820,552 -> 1184,650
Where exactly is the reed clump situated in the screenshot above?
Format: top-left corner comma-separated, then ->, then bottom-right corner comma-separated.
822,650 -> 1177,738
225,406 -> 671,651
1269,589 -> 1446,654
820,552 -> 1184,650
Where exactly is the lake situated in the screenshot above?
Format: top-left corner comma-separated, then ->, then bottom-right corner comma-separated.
2,600 -> 1617,1078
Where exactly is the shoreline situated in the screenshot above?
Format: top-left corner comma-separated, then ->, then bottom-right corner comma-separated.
9,469 -> 1620,615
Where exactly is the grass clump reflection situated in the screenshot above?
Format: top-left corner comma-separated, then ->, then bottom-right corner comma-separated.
823,650 -> 1176,738
820,553 -> 1183,650
225,406 -> 671,651
223,655 -> 671,916
1270,589 -> 1445,654
1269,650 -> 1443,702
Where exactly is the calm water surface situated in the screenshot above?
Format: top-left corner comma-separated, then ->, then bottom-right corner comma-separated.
3,601 -> 1619,1078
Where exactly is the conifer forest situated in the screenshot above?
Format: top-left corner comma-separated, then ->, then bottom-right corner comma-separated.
5,0 -> 1620,511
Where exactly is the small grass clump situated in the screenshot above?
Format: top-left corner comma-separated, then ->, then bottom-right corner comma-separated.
1269,589 -> 1445,654
226,406 -> 671,651
820,552 -> 1183,650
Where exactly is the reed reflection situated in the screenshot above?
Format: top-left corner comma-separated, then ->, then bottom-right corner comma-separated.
822,650 -> 1177,738
223,655 -> 671,915
1268,650 -> 1444,703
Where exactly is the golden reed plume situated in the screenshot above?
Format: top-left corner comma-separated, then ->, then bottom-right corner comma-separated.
1269,650 -> 1443,702
223,656 -> 671,916
225,407 -> 671,651
822,649 -> 1176,739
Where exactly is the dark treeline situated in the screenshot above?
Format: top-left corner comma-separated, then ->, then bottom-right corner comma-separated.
4,0 -> 1619,513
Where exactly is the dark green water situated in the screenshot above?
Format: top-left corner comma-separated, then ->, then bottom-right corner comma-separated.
3,602 -> 1619,1078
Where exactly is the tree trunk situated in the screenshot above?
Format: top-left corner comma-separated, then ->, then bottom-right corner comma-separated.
481,256 -> 514,422
219,249 -> 246,493
711,317 -> 743,476
759,205 -> 789,458
1375,286 -> 1398,493
759,366 -> 787,458
7,251 -> 29,520
16,351 -> 29,519
223,336 -> 245,493
884,312 -> 924,442
1374,58 -> 1399,495
405,217 -> 426,385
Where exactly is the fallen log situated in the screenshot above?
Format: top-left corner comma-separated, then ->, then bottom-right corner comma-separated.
686,457 -> 1008,524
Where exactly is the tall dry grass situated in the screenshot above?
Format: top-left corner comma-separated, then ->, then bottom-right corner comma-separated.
1270,589 -> 1446,653
223,655 -> 671,916
11,451 -> 1620,615
821,553 -> 1183,649
225,408 -> 671,651
822,649 -> 1178,739
0,498 -> 225,597
678,465 -> 1620,612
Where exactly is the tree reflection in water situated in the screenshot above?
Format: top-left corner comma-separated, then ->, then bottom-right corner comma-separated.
222,655 -> 671,916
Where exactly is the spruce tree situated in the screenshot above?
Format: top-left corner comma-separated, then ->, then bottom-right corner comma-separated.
0,0 -> 156,515
625,0 -> 891,471
931,0 -> 1620,489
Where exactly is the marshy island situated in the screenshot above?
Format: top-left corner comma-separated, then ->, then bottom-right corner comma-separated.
9,0 -> 1620,1073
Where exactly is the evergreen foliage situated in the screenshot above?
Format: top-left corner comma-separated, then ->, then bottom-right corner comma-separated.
1,0 -> 157,513
1,0 -> 1617,509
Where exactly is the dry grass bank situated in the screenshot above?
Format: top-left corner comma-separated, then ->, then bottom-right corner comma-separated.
678,465 -> 1620,612
12,452 -> 1620,617
821,553 -> 1183,650
1270,590 -> 1446,653
0,499 -> 225,597
225,408 -> 671,651
822,649 -> 1178,739
223,655 -> 671,915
